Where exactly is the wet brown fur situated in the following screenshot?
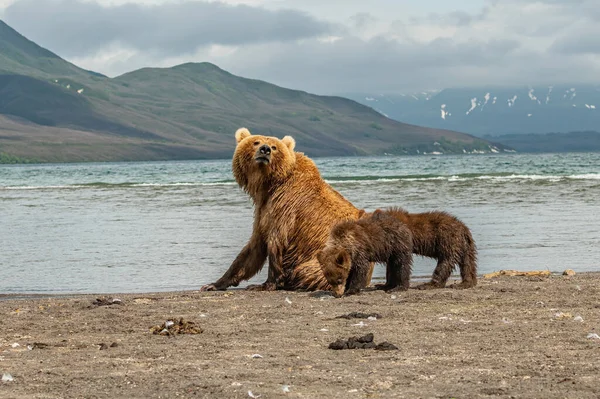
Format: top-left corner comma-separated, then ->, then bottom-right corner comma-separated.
371,207 -> 478,289
317,211 -> 413,297
200,128 -> 367,291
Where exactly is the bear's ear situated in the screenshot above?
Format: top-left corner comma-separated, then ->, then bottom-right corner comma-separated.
235,128 -> 251,143
281,135 -> 296,151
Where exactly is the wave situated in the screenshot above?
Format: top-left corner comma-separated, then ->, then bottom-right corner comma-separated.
327,172 -> 600,184
2,173 -> 599,190
0,181 -> 237,190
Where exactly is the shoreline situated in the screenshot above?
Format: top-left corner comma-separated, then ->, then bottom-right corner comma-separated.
2,272 -> 599,398
0,271 -> 573,300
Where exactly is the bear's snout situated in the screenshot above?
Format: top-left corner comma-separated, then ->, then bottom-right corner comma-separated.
259,144 -> 271,155
255,144 -> 272,164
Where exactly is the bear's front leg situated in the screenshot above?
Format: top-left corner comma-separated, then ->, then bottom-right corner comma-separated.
343,260 -> 371,296
200,233 -> 267,291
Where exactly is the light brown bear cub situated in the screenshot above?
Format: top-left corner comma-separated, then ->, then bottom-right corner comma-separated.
379,207 -> 478,289
317,209 -> 413,297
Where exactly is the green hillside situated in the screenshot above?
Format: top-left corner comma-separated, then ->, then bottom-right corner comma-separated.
0,20 -> 508,163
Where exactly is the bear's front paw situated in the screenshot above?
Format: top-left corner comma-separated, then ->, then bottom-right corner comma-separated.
246,282 -> 277,291
199,283 -> 225,292
385,285 -> 409,293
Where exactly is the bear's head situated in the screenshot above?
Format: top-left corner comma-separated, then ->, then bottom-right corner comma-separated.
317,243 -> 352,298
232,127 -> 297,194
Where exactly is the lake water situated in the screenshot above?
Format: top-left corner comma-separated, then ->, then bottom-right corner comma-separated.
1,153 -> 599,295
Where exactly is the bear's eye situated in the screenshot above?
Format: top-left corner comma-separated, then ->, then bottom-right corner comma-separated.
253,141 -> 260,146
271,145 -> 277,151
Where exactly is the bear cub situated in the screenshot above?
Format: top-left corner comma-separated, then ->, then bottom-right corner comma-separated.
317,209 -> 413,297
381,207 -> 478,289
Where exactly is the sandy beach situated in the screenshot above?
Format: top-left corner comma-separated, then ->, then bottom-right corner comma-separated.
1,272 -> 599,398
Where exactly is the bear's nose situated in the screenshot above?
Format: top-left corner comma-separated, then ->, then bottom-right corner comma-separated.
259,144 -> 271,155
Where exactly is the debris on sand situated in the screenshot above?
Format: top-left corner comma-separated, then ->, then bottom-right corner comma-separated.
248,390 -> 261,398
329,333 -> 375,350
563,269 -> 576,276
27,342 -> 49,350
328,333 -> 399,351
573,316 -> 584,322
91,297 -> 123,306
375,342 -> 399,351
336,312 -> 382,320
554,312 -> 573,319
150,318 -> 203,336
483,270 -> 551,279
586,333 -> 600,340
2,373 -> 14,383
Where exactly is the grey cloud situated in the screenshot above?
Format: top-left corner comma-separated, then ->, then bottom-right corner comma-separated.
209,35 -> 524,94
3,0 -> 333,57
349,12 -> 378,30
550,30 -> 600,55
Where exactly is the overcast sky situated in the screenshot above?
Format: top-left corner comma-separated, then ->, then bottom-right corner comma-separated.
1,0 -> 598,94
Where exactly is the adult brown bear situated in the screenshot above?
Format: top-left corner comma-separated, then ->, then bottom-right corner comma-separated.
200,128 -> 366,291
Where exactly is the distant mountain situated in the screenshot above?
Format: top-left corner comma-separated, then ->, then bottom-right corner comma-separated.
0,20 -> 507,163
345,85 -> 600,137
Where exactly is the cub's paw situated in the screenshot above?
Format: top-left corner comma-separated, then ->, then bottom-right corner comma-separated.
385,285 -> 409,293
415,282 -> 444,290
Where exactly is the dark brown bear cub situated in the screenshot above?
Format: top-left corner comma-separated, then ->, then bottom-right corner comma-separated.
317,210 -> 413,297
380,207 -> 478,289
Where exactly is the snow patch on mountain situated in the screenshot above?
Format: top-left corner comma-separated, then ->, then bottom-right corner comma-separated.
441,104 -> 450,120
466,98 -> 477,115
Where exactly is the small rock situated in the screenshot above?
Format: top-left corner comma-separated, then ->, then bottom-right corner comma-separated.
328,339 -> 348,350
281,385 -> 291,393
586,333 -> 600,340
250,354 -> 263,359
563,269 -> 576,276
110,342 -> 119,347
573,316 -> 584,322
98,343 -> 109,350
248,391 -> 261,398
10,343 -> 19,348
